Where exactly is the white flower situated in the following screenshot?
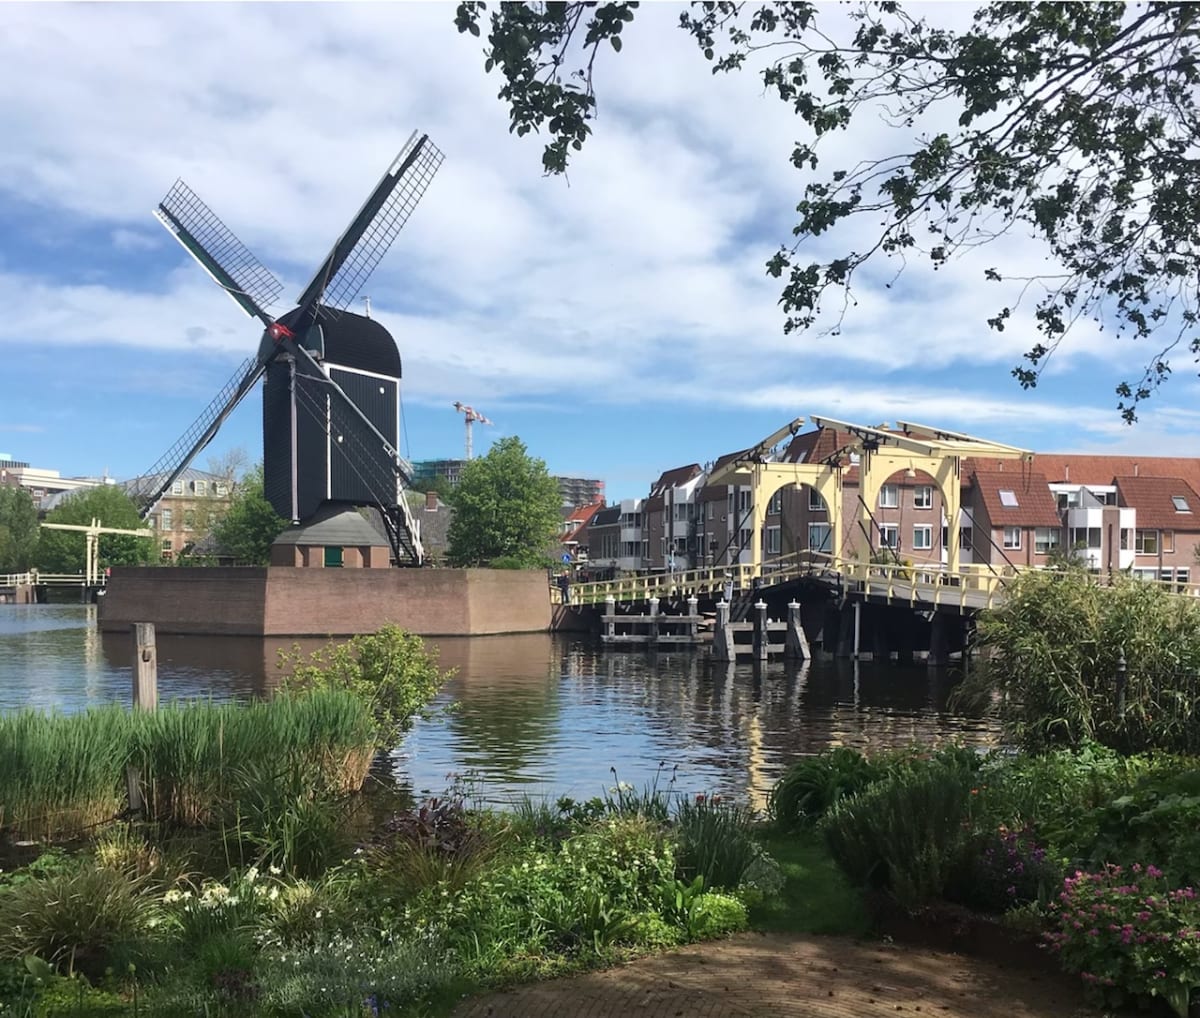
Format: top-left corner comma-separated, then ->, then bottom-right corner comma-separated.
269,864 -> 282,876
269,887 -> 280,901
245,866 -> 259,884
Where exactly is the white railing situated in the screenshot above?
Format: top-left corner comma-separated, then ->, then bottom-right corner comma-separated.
0,571 -> 105,587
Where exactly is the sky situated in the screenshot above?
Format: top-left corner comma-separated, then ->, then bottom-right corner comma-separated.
3,3 -> 1200,502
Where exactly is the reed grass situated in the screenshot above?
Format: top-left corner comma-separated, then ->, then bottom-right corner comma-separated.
0,690 -> 377,842
0,706 -> 132,843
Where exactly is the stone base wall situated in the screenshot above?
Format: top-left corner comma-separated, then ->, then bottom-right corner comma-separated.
99,567 -> 552,637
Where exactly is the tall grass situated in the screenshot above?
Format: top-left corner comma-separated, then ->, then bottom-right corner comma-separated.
0,707 -> 132,842
0,690 -> 377,842
133,690 -> 376,827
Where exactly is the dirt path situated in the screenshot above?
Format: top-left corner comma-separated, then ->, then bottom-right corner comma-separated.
452,931 -> 1101,1018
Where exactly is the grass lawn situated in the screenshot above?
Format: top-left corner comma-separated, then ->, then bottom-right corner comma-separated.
748,831 -> 871,937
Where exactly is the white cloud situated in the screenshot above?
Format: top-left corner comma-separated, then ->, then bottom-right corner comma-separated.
2,2 -> 1199,482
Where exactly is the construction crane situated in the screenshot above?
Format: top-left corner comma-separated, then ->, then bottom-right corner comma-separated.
453,401 -> 493,460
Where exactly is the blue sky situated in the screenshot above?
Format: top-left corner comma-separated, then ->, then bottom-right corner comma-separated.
3,3 -> 1200,502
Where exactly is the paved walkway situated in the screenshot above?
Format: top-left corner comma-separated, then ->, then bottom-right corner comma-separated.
452,931 -> 1101,1018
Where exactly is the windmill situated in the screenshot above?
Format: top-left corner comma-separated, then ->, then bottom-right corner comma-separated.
452,401 -> 492,460
126,132 -> 443,565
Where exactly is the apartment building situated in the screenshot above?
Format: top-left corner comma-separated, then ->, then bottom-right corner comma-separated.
122,468 -> 234,560
586,497 -> 647,575
643,464 -> 704,571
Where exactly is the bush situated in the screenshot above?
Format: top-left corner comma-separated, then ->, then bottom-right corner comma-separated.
821,762 -> 977,910
673,794 -> 759,890
768,748 -> 884,829
280,625 -> 449,749
688,892 -> 748,939
370,797 -> 495,897
0,865 -> 161,979
964,568 -> 1200,754
1046,864 -> 1200,1017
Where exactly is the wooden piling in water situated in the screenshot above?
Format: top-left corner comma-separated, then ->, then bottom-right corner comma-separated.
127,622 -> 158,817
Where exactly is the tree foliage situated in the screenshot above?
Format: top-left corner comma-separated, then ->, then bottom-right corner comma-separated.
280,625 -> 451,749
446,436 -> 562,567
0,487 -> 39,573
209,464 -> 288,566
36,486 -> 152,573
457,1 -> 1200,419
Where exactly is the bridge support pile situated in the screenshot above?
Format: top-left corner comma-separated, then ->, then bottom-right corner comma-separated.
713,600 -> 809,662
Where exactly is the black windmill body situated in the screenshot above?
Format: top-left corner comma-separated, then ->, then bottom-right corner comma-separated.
127,133 -> 443,565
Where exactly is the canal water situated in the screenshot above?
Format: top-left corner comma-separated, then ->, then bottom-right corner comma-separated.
0,605 -> 1000,809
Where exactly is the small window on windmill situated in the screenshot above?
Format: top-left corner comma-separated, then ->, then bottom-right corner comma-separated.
303,324 -> 325,359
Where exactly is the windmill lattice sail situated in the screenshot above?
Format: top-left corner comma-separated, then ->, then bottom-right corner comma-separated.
155,181 -> 283,322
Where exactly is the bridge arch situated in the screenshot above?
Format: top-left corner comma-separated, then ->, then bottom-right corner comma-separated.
856,450 -> 962,570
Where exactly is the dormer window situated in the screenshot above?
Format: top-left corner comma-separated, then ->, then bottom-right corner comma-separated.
998,489 -> 1019,508
1173,495 -> 1191,512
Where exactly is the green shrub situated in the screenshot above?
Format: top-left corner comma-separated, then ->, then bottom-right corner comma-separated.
280,625 -> 450,748
964,569 -> 1200,754
768,748 -> 884,829
821,762 -> 977,910
673,795 -> 759,890
0,865 -> 161,979
688,892 -> 748,939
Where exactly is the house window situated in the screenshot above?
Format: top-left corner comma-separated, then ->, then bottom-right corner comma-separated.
912,525 -> 932,550
808,488 -> 825,512
183,509 -> 195,531
738,527 -> 753,550
999,489 -> 1019,508
1035,528 -> 1061,554
215,482 -> 229,497
727,492 -> 735,517
160,538 -> 172,552
194,479 -> 207,496
324,546 -> 344,568
1173,495 -> 1191,512
765,526 -> 781,554
172,480 -> 184,495
1135,529 -> 1159,554
879,484 -> 899,509
879,524 -> 899,549
738,490 -> 752,513
768,491 -> 782,515
808,523 -> 832,553
160,509 -> 172,530
1003,526 -> 1022,550
707,502 -> 713,521
960,527 -> 973,552
1068,527 -> 1101,549
1120,529 -> 1131,550
1163,530 -> 1175,553
914,485 -> 933,509
660,538 -> 666,556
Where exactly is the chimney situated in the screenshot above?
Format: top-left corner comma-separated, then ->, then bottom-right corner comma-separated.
1134,462 -> 1139,477
425,491 -> 438,511
1064,465 -> 1069,481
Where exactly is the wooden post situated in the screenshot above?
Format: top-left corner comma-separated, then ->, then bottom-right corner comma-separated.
927,612 -> 949,667
853,600 -> 862,659
785,601 -> 810,661
604,595 -> 616,644
753,600 -> 768,660
713,599 -> 733,661
687,595 -> 699,643
132,623 -> 158,711
127,623 -> 158,818
648,597 -> 660,646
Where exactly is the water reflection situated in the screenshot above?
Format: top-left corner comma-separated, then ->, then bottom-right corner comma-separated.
1,606 -> 1000,808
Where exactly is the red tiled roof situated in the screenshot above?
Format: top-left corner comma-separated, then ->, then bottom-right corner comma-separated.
782,427 -> 856,465
562,501 -> 603,545
1115,475 -> 1200,531
970,468 -> 1061,528
964,454 -> 1200,493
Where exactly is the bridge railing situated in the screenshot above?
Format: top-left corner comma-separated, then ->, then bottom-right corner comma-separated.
0,571 -> 103,588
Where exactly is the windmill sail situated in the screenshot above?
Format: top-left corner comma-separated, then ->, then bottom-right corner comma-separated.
296,133 -> 444,318
128,357 -> 266,515
155,180 -> 283,324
